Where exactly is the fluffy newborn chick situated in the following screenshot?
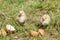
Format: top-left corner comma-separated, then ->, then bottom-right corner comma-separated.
17,10 -> 26,24
40,14 -> 50,26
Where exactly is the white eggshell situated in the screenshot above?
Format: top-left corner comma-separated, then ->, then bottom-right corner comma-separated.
6,24 -> 15,32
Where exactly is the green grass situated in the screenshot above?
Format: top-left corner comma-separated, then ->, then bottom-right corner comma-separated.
0,0 -> 60,40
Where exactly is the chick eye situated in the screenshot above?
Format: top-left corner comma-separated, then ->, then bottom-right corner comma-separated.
18,14 -> 21,17
42,18 -> 44,21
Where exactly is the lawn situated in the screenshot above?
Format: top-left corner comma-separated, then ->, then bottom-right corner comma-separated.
0,0 -> 60,40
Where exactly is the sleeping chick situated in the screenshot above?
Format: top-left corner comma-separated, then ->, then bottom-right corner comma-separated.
17,10 -> 27,24
40,14 -> 50,26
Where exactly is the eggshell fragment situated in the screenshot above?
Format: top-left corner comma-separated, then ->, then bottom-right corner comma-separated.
38,29 -> 45,36
29,30 -> 38,37
1,29 -> 7,36
5,24 -> 15,33
0,30 -> 2,35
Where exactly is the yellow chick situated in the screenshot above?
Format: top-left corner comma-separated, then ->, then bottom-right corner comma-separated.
40,14 -> 50,26
17,10 -> 26,24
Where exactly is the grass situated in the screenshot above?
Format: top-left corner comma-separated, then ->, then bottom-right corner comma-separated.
0,0 -> 60,40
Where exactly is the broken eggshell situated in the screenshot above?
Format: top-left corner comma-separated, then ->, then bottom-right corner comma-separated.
1,29 -> 7,36
0,30 -> 2,35
29,30 -> 38,37
38,29 -> 45,36
5,24 -> 15,33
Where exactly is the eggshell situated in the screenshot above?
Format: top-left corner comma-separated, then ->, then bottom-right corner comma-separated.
0,30 -> 2,35
29,30 -> 38,37
38,29 -> 45,36
5,24 -> 15,33
1,29 -> 7,36
40,14 -> 50,26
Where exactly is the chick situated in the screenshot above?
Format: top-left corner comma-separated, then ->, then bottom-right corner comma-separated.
40,14 -> 50,26
17,10 -> 26,24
